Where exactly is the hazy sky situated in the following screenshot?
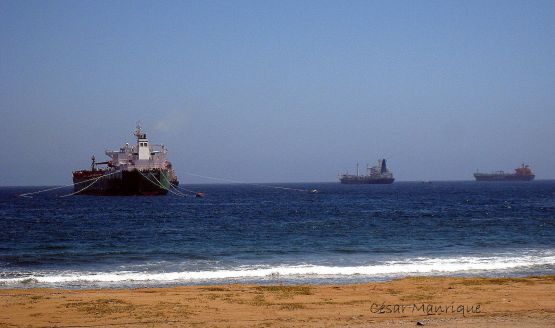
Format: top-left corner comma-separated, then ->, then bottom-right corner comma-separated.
1,0 -> 554,185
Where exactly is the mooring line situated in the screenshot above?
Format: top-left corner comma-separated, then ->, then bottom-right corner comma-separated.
169,183 -> 190,196
19,185 -> 73,198
181,171 -> 315,193
138,171 -> 185,197
173,185 -> 200,195
19,170 -> 317,198
154,172 -> 186,196
59,175 -> 104,197
148,171 -> 187,197
19,170 -> 121,198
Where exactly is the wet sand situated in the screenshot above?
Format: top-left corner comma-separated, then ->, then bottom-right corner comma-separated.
2,276 -> 555,327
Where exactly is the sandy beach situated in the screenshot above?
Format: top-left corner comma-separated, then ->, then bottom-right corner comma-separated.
1,276 -> 554,327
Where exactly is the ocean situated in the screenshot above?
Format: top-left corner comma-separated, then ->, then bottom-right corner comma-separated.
1,181 -> 554,289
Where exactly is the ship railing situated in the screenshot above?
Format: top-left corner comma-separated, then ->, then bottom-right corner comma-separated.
118,163 -> 168,171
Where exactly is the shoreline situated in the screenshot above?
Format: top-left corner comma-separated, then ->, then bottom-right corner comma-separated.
3,275 -> 555,327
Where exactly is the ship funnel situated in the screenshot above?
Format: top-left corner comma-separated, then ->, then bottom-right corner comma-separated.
381,159 -> 387,174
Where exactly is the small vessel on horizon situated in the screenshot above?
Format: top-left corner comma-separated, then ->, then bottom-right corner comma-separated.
339,159 -> 394,184
474,164 -> 535,182
72,124 -> 179,195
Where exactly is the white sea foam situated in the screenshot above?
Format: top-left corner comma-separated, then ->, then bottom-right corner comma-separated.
2,252 -> 555,286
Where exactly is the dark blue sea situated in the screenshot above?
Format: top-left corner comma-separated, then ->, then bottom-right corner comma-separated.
1,181 -> 555,289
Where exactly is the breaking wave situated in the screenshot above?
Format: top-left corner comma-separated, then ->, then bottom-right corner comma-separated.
2,251 -> 555,287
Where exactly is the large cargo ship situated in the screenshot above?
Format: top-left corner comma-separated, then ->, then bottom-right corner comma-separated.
474,164 -> 535,182
340,159 -> 394,184
72,125 -> 179,195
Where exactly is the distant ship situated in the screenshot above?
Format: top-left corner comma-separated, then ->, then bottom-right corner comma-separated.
72,124 -> 179,195
340,159 -> 394,184
474,164 -> 535,182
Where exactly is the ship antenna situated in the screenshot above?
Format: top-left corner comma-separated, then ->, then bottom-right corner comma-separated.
134,121 -> 143,138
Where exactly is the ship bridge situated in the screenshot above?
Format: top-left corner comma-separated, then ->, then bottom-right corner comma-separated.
104,125 -> 171,172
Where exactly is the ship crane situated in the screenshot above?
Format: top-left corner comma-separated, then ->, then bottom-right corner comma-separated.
90,155 -> 96,171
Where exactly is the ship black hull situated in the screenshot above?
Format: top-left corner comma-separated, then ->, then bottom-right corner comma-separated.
474,174 -> 535,182
72,169 -> 170,196
340,178 -> 395,184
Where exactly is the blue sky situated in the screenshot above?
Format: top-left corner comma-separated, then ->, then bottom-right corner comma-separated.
1,0 -> 554,185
